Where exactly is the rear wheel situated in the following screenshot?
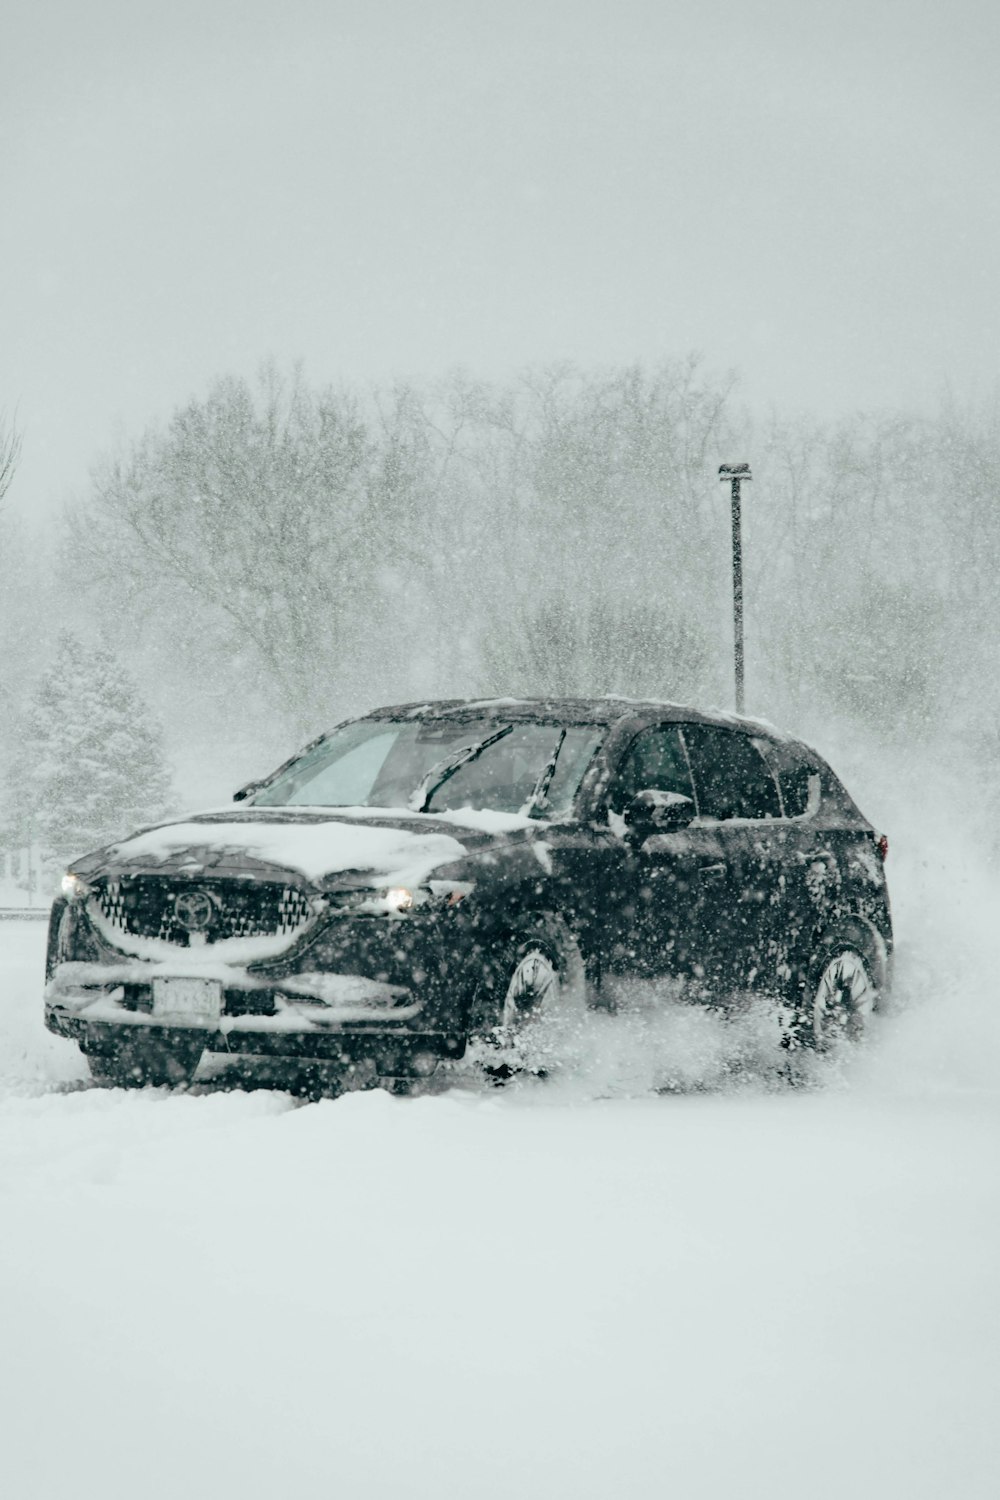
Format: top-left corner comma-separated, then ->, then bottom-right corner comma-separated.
811,948 -> 877,1047
85,1034 -> 205,1088
790,923 -> 885,1051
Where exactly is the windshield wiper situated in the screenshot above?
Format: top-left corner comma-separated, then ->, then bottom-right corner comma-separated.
520,728 -> 566,817
409,725 -> 514,813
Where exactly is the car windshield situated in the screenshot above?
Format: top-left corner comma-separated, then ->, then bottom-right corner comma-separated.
251,718 -> 603,817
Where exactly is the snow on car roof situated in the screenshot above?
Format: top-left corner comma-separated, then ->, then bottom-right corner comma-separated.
365,696 -> 789,739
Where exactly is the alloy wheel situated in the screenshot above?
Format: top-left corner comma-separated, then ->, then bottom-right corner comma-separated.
812,948 -> 876,1046
500,947 -> 559,1028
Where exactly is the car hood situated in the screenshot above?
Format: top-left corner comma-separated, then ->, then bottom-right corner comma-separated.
69,806 -> 541,888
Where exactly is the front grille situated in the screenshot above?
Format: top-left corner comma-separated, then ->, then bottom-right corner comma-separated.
92,876 -> 313,947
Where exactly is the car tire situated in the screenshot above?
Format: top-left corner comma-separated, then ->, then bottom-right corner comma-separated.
85,1034 -> 205,1088
790,920 -> 886,1052
466,914 -> 586,1082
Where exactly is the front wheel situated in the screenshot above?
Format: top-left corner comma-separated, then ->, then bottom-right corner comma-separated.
466,916 -> 586,1082
85,1034 -> 205,1088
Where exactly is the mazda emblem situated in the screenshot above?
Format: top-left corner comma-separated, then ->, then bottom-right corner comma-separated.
173,888 -> 217,933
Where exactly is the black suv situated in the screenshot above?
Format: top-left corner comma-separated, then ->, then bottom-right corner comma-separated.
45,698 -> 892,1087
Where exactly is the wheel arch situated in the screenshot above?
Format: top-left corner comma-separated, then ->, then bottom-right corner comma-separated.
807,913 -> 891,1008
462,908 -> 585,1036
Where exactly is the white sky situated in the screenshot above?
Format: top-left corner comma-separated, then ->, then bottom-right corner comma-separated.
3,0 -> 999,518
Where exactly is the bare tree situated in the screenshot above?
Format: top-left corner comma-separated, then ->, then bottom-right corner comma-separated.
67,365 -> 432,732
0,410 -> 22,506
64,355 -> 1000,773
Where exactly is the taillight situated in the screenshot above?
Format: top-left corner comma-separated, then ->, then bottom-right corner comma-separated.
875,833 -> 889,861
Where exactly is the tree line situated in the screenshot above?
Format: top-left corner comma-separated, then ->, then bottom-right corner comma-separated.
3,359 -> 999,885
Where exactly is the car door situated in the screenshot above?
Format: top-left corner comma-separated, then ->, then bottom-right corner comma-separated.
595,722 -> 742,985
678,723 -> 786,989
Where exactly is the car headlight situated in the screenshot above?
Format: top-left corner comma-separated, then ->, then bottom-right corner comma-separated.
398,881 -> 473,911
358,882 -> 473,916
61,873 -> 92,903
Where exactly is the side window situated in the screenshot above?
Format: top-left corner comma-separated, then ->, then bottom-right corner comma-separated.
681,725 -> 781,821
608,725 -> 695,814
762,742 -> 822,818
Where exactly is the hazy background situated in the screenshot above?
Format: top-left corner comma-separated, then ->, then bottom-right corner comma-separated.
2,0 -> 1000,861
4,0 -> 999,516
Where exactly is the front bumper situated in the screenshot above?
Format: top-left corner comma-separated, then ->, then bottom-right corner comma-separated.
45,980 -> 466,1067
45,1005 -> 464,1067
45,895 -> 478,1066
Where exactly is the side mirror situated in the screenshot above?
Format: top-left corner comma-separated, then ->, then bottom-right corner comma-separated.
233,779 -> 265,803
624,788 -> 696,840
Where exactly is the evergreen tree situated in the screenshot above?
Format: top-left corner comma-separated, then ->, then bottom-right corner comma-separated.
5,633 -> 174,872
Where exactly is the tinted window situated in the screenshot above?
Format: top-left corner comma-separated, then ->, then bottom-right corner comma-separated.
761,741 -> 820,817
760,739 -> 862,820
681,725 -> 781,821
608,725 -> 695,814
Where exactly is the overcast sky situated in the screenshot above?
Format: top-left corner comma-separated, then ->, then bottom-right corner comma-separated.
4,0 -> 998,518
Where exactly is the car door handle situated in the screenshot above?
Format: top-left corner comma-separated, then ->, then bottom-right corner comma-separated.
698,862 -> 726,882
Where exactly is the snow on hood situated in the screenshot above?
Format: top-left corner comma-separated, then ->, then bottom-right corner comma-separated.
97,814 -> 471,887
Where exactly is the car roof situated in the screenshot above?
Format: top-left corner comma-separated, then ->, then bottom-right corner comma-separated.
365,696 -> 789,742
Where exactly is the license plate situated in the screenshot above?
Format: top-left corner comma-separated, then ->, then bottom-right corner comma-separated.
151,977 -> 222,1022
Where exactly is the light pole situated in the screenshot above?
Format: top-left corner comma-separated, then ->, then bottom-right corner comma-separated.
718,463 -> 752,714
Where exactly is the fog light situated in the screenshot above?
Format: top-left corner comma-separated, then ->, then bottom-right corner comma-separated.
383,887 -> 414,912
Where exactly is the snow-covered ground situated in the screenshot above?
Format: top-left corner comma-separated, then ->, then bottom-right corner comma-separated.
2,792 -> 999,1499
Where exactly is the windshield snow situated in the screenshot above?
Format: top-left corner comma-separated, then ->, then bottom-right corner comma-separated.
251,719 -> 603,816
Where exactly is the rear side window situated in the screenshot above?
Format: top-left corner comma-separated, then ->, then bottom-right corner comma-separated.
777,763 -> 817,818
681,725 -> 782,821
762,741 -> 821,818
760,739 -> 863,822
